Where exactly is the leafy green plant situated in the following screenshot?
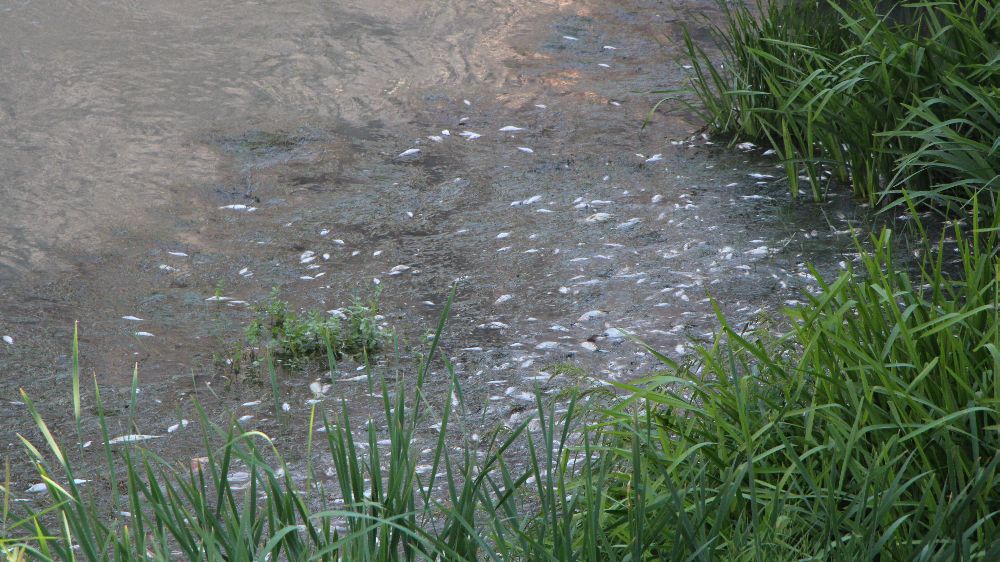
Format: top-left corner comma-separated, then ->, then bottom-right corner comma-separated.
236,290 -> 387,372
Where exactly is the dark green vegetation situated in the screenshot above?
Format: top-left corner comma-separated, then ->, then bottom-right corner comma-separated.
3,0 -> 999,559
246,291 -> 385,367
221,291 -> 386,378
683,0 -> 997,209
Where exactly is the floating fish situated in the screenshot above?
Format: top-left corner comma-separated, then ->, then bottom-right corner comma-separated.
499,126 -> 525,132
122,316 -> 144,322
516,146 -> 534,153
218,204 -> 256,212
107,434 -> 160,445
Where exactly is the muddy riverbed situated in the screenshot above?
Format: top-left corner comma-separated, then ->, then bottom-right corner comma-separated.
1,0 -> 889,506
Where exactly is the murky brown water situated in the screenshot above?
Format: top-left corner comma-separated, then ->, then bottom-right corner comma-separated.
0,0 -> 532,279
1,0 -> 884,502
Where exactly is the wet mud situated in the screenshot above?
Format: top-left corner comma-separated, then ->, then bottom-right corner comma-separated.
1,0 -> 896,504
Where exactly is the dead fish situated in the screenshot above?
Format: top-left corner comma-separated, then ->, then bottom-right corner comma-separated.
736,142 -> 756,150
26,483 -> 48,493
134,332 -> 154,337
497,232 -> 511,239
3,335 -> 14,345
396,148 -> 421,160
158,264 -> 177,272
562,35 -> 579,41
597,63 -> 610,68
459,131 -> 481,140
645,153 -> 663,163
219,204 -> 257,212
107,434 -> 160,445
617,218 -> 642,230
167,251 -> 188,257
495,294 -> 513,305
477,321 -> 510,330
511,195 -> 542,206
585,213 -> 612,223
578,310 -> 607,322
122,316 -> 144,322
428,135 -> 443,142
499,126 -> 525,132
389,265 -> 411,275
517,146 -> 534,153
748,173 -> 775,179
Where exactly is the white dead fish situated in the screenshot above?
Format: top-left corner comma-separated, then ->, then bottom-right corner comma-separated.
122,316 -> 144,322
499,126 -> 525,132
585,213 -> 612,223
167,251 -> 188,257
516,146 -> 534,153
496,232 -> 510,239
309,381 -> 331,396
26,483 -> 48,493
645,153 -> 663,163
389,265 -> 411,275
511,195 -> 542,206
748,173 -> 775,179
494,294 -> 513,305
428,135 -> 443,142
562,35 -> 579,41
134,332 -> 154,337
459,131 -> 481,140
219,204 -> 257,212
578,310 -> 607,322
617,218 -> 642,231
158,264 -> 177,272
107,434 -> 160,445
3,335 -> 13,345
736,142 -> 756,150
396,148 -> 421,160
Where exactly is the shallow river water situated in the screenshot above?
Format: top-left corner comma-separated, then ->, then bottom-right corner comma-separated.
1,0 -> 877,501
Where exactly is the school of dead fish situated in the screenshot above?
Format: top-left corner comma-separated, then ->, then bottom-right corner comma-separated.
5,26 -> 879,503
